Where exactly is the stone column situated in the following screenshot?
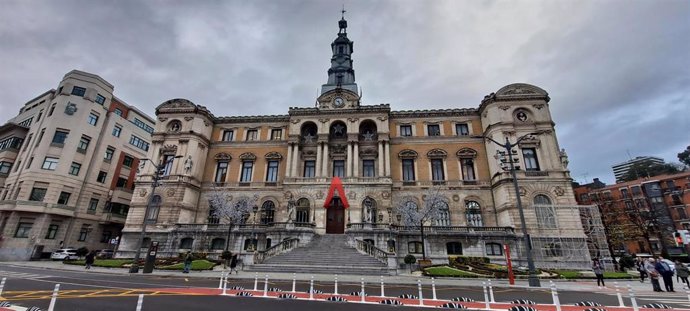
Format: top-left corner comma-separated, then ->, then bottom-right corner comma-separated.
378,141 -> 385,177
291,144 -> 300,177
322,144 -> 329,177
384,141 -> 391,176
346,142 -> 353,177
353,143 -> 359,177
286,142 -> 293,178
315,142 -> 323,177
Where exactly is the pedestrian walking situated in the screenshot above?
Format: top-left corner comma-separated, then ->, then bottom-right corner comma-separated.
230,254 -> 238,274
675,261 -> 689,287
592,258 -> 605,287
646,258 -> 663,292
637,258 -> 647,283
183,251 -> 193,274
655,256 -> 675,292
85,251 -> 96,270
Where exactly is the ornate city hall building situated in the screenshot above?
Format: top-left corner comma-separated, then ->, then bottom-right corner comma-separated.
118,16 -> 596,272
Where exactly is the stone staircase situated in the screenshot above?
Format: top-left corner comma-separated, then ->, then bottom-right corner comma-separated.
247,234 -> 392,275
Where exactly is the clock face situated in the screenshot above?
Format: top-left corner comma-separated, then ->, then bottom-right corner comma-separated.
334,97 -> 345,108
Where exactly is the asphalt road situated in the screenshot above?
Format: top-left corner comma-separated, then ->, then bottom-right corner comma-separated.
0,265 -> 685,310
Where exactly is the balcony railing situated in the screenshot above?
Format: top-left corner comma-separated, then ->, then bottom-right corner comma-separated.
393,180 -> 489,188
355,239 -> 392,265
254,238 -> 299,264
346,223 -> 515,234
173,222 -> 316,232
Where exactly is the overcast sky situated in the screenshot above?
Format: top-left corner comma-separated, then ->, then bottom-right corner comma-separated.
0,0 -> 688,184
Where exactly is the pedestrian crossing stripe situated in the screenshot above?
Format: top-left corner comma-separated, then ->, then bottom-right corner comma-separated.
0,271 -> 50,280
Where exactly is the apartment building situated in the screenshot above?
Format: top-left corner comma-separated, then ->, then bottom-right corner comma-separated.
0,70 -> 154,261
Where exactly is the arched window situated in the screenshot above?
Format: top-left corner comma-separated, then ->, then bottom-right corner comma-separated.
301,122 -> 318,144
446,242 -> 463,255
296,198 -> 310,223
387,240 -> 396,253
180,237 -> 194,249
330,121 -> 347,139
408,241 -> 423,254
147,195 -> 161,223
485,243 -> 503,256
435,202 -> 451,226
534,194 -> 556,228
210,238 -> 225,250
362,197 -> 377,223
465,201 -> 483,227
260,201 -> 275,224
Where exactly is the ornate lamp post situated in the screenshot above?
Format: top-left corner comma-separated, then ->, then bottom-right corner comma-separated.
129,155 -> 182,273
475,132 -> 543,287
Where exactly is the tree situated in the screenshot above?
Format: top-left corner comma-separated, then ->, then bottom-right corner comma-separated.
208,189 -> 258,251
393,187 -> 449,260
679,145 -> 690,167
620,160 -> 680,182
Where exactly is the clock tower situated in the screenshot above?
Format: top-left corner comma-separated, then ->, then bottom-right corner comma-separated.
318,11 -> 359,109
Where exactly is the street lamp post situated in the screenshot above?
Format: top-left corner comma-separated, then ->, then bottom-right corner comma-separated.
478,132 -> 542,287
129,155 -> 182,273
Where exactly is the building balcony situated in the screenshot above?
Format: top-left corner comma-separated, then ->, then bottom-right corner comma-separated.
346,223 -> 515,236
0,200 -> 76,217
283,176 -> 393,185
111,187 -> 133,205
392,180 -> 489,188
99,212 -> 128,225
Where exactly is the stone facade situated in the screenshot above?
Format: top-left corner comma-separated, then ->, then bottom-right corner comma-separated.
117,16 -> 594,270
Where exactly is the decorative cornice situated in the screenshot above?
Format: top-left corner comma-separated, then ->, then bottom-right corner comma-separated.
391,108 -> 477,118
215,114 -> 290,124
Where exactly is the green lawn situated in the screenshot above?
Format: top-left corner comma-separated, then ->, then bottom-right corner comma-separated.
554,270 -> 634,279
63,259 -> 132,268
425,266 -> 478,277
158,260 -> 217,271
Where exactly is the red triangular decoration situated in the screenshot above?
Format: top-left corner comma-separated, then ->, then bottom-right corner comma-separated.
323,176 -> 349,209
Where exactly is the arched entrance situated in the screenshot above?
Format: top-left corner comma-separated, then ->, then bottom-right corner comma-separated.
326,197 -> 345,234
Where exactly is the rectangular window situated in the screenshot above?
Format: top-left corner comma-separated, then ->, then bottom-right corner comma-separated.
88,198 -> 99,211
631,186 -> 642,196
400,125 -> 412,137
123,155 -> 134,168
240,161 -> 254,182
116,177 -> 128,188
271,129 -> 282,140
48,104 -> 56,116
408,241 -> 423,254
87,112 -> 99,126
36,110 -> 43,122
129,135 -> 149,151
246,129 -> 258,141
133,118 -> 154,134
431,159 -> 445,181
27,157 -> 33,168
427,124 -> 440,136
522,148 -> 540,171
266,160 -> 279,182
69,162 -> 81,176
77,136 -> 90,153
36,128 -> 45,146
95,94 -> 106,105
0,162 -> 12,175
42,157 -> 59,170
78,226 -> 89,242
620,188 -> 629,198
362,160 -> 375,177
104,147 -> 115,161
45,224 -> 59,239
161,155 -> 174,176
333,160 -> 345,177
52,130 -> 68,145
402,159 -> 415,181
222,130 -> 234,141
71,86 -> 86,96
461,159 -> 476,180
114,108 -> 123,116
215,162 -> 228,183
0,137 -> 24,150
57,191 -> 71,205
15,160 -> 21,172
112,125 -> 122,137
97,171 -> 107,183
100,230 -> 113,243
304,160 -> 316,177
14,222 -> 33,238
456,123 -> 469,136
23,134 -> 33,151
29,187 -> 47,201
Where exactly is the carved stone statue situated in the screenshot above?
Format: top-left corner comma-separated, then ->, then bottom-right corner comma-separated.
559,148 -> 569,169
184,155 -> 193,174
286,195 -> 295,223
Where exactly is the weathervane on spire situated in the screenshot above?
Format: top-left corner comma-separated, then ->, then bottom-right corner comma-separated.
339,5 -> 348,33
341,4 -> 346,19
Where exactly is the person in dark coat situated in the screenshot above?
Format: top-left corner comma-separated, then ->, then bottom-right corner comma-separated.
183,251 -> 193,274
655,256 -> 674,292
675,260 -> 689,287
85,251 -> 96,269
230,254 -> 238,274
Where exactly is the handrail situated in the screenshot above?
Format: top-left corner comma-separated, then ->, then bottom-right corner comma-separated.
355,239 -> 391,265
254,238 -> 300,264
346,223 -> 515,234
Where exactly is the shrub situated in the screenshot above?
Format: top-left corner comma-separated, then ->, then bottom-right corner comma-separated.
75,247 -> 89,258
404,254 -> 417,264
453,256 -> 489,265
618,255 -> 635,271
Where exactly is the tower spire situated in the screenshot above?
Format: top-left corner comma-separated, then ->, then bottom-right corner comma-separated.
321,11 -> 357,96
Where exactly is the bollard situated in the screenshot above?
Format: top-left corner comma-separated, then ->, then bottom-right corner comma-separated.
292,273 -> 296,293
47,283 -> 60,311
380,276 -> 385,297
135,294 -> 144,311
309,276 -> 314,300
263,274 -> 269,297
218,271 -> 225,289
685,285 -> 690,304
417,279 -> 424,306
431,277 -> 437,300
482,281 -> 490,310
628,285 -> 639,311
0,277 -> 5,297
488,279 -> 495,303
361,277 -> 366,303
334,274 -> 339,295
614,282 -> 625,307
253,272 -> 258,291
221,277 -> 228,296
550,281 -> 561,311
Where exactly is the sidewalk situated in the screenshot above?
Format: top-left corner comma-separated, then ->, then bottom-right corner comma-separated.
2,260 -> 676,295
